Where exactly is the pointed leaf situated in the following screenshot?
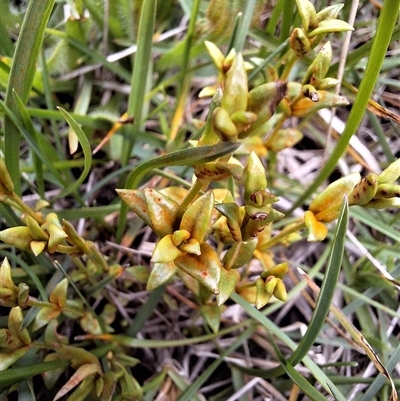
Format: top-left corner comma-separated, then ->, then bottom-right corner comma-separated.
175,243 -> 222,294
308,19 -> 354,37
200,304 -> 222,333
152,235 -> 184,264
223,240 -> 257,270
147,262 -> 178,290
181,192 -> 214,242
291,91 -> 349,117
217,268 -> 240,305
53,364 -> 100,401
304,211 -> 328,242
145,188 -> 179,237
309,173 -> 360,218
49,278 -> 68,308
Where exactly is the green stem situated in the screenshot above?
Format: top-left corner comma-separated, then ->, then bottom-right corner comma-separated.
259,219 -> 305,251
176,178 -> 210,218
9,194 -> 44,224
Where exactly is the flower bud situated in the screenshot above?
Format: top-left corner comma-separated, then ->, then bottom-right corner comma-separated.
316,4 -> 344,22
304,210 -> 328,242
221,53 -> 248,115
295,0 -> 317,32
213,107 -> 239,141
243,152 -> 267,203
309,173 -> 360,219
303,42 -> 332,85
290,28 -> 311,57
0,158 -> 15,198
273,279 -> 287,302
0,258 -> 19,307
348,173 -> 378,206
261,262 -> 289,280
363,197 -> 400,209
255,277 -> 271,309
204,41 -> 225,71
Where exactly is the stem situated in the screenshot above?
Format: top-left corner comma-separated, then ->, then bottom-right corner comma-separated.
280,52 -> 297,81
176,178 -> 210,218
9,194 -> 44,224
259,219 -> 305,251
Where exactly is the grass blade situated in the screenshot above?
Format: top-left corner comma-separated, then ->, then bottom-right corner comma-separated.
4,0 -> 55,195
288,198 -> 349,365
122,0 -> 157,164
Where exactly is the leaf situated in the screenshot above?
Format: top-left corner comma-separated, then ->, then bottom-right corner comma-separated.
147,262 -> 178,291
217,268 -> 240,306
53,363 -> 101,401
175,243 -> 222,294
200,304 -> 222,333
180,191 -> 214,242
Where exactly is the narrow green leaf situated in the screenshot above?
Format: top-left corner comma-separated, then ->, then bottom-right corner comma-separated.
288,198 -> 348,365
4,0 -> 55,195
232,0 -> 258,52
350,206 -> 400,242
1,98 -> 66,187
122,0 -> 157,164
278,358 -> 329,401
12,90 -> 45,196
175,326 -> 255,401
0,20 -> 14,57
359,342 -> 400,401
0,360 -> 69,390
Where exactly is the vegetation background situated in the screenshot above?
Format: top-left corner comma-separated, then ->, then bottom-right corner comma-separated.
0,0 -> 399,400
